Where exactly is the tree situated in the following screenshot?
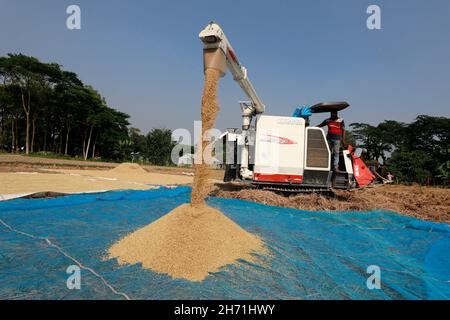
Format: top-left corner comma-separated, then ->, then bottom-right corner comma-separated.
115,138 -> 133,161
349,116 -> 450,185
0,84 -> 20,152
437,158 -> 450,186
376,120 -> 408,149
129,127 -> 147,154
0,54 -> 60,154
349,122 -> 392,163
387,150 -> 436,184
407,115 -> 450,164
343,129 -> 356,147
100,109 -> 130,160
145,128 -> 176,166
53,71 -> 84,155
78,86 -> 106,160
0,53 -> 132,161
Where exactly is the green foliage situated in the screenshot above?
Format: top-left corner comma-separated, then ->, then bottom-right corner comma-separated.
129,127 -> 147,155
0,53 -> 130,160
145,128 -> 176,166
0,53 -> 180,166
407,115 -> 450,163
343,129 -> 356,147
436,148 -> 450,185
387,150 -> 436,184
349,122 -> 394,162
350,117 -> 450,185
437,161 -> 450,183
114,139 -> 133,161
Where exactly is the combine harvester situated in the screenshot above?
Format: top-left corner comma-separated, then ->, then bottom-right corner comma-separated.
199,22 -> 375,192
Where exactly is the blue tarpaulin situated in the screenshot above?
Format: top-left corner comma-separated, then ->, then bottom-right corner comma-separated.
0,187 -> 449,299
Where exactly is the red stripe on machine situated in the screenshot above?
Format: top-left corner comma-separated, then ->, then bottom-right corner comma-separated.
262,134 -> 297,145
254,173 -> 303,184
227,48 -> 239,63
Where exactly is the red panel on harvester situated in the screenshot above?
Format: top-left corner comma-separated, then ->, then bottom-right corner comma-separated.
352,157 -> 375,187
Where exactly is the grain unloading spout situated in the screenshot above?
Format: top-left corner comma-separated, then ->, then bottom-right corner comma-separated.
200,22 -> 227,76
202,48 -> 227,77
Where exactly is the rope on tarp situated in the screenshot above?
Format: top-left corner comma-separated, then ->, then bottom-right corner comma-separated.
0,218 -> 131,300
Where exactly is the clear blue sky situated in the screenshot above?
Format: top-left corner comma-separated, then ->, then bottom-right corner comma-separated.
1,0 -> 449,133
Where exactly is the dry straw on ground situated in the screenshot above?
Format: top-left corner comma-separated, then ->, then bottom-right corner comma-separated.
212,184 -> 450,223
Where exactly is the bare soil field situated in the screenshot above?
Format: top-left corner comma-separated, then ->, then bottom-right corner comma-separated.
0,154 -> 116,168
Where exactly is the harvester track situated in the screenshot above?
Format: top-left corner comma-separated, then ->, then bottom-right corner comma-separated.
216,181 -> 334,194
257,185 -> 332,194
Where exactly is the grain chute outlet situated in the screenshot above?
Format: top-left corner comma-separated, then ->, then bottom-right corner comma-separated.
199,22 -> 375,192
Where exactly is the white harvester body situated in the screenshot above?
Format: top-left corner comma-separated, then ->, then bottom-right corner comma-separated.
223,115 -> 341,189
253,116 -> 308,183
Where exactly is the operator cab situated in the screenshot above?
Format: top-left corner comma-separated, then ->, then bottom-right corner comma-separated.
308,102 -> 352,189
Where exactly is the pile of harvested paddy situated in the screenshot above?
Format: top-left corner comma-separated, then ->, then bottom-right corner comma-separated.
108,68 -> 266,281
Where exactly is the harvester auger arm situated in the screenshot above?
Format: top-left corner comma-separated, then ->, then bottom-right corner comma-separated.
199,22 -> 265,179
199,22 -> 265,115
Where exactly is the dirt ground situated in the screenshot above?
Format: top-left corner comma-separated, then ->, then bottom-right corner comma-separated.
0,154 -> 225,179
1,154 -> 448,223
212,184 -> 450,223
